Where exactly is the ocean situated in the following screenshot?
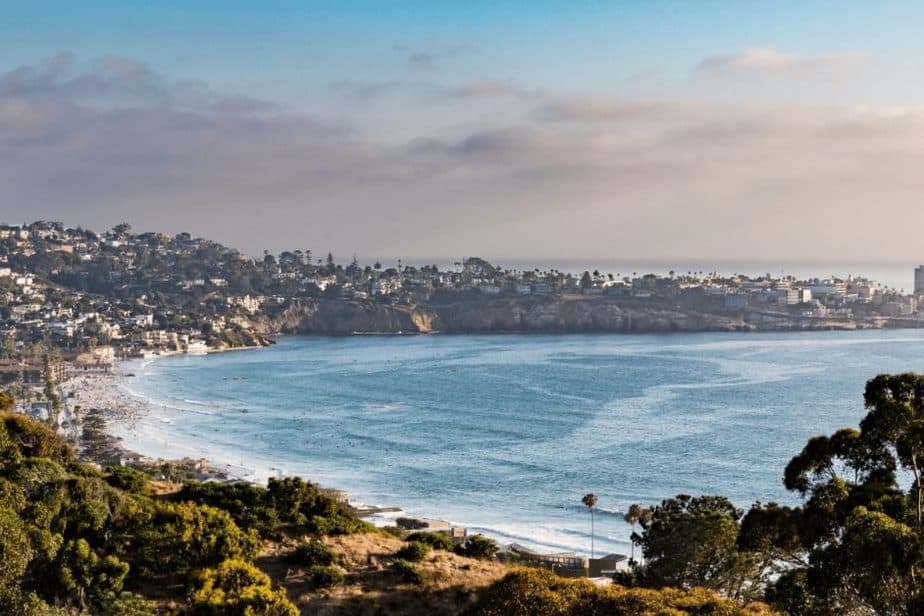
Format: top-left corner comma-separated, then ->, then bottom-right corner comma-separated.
113,330 -> 924,557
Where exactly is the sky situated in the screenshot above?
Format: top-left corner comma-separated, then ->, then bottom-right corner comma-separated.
4,1 -> 924,263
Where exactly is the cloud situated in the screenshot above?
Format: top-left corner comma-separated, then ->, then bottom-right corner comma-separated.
445,80 -> 541,101
328,79 -> 406,102
408,52 -> 435,69
398,44 -> 472,70
0,51 -> 272,113
5,53 -> 924,263
695,47 -> 868,80
534,99 -> 703,123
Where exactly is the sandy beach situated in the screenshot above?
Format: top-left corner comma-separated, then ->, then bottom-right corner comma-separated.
63,362 -> 261,482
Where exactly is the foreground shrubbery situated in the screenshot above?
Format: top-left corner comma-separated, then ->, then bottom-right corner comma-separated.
474,568 -> 774,615
288,539 -> 338,567
178,478 -> 371,538
405,531 -> 454,551
0,411 -> 367,614
190,559 -> 298,615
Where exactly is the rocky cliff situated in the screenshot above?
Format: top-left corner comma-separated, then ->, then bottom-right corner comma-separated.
258,297 -> 754,335
431,297 -> 748,333
259,300 -> 437,335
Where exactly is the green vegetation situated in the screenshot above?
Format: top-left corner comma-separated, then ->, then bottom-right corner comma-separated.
474,568 -> 773,615
309,565 -> 344,589
392,558 -> 424,585
405,531 -> 454,551
104,465 -> 150,494
395,541 -> 431,562
177,477 -> 372,539
287,540 -> 337,567
190,559 -> 298,615
0,412 -> 367,614
454,534 -> 499,560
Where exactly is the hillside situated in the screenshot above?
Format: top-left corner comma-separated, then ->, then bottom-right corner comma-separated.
0,410 -> 773,615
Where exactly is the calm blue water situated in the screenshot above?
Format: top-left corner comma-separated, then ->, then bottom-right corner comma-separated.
115,330 -> 924,556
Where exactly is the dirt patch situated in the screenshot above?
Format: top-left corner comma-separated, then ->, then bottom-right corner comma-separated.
257,532 -> 508,615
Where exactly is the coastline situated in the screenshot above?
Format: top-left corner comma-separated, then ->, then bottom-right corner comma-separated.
62,326 -> 924,559
66,350 -> 630,557
66,356 -> 428,529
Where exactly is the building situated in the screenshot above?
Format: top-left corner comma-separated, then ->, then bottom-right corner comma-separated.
915,266 -> 924,295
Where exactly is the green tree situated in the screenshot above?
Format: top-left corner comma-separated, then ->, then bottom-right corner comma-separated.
635,495 -> 761,600
51,538 -> 129,612
861,373 -> 924,529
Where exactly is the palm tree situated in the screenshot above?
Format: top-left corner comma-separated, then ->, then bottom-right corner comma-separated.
582,493 -> 598,558
623,504 -> 652,565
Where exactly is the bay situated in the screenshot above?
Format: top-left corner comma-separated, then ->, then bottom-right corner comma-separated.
113,330 -> 924,556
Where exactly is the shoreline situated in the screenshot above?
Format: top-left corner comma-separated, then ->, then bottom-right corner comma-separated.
65,352 -> 632,557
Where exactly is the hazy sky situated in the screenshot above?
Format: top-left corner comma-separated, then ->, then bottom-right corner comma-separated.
4,1 -> 924,262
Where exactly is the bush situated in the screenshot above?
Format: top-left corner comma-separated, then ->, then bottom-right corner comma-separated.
309,513 -> 372,536
105,466 -> 148,494
474,568 -> 774,616
0,413 -> 72,464
395,517 -> 428,530
391,559 -> 423,585
122,501 -> 260,578
405,531 -> 454,551
454,534 -> 498,560
310,565 -> 344,588
395,541 -> 430,562
287,540 -> 337,567
190,558 -> 298,616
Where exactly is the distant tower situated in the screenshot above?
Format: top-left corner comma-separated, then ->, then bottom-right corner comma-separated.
915,266 -> 924,295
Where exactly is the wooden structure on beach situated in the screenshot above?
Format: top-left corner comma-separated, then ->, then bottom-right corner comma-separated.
505,544 -> 626,578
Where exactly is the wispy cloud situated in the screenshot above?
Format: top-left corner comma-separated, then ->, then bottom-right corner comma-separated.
446,80 -> 541,101
328,79 -> 406,102
695,47 -> 868,80
398,43 -> 473,70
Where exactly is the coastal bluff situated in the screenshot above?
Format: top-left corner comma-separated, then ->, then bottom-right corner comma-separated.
259,296 -> 794,335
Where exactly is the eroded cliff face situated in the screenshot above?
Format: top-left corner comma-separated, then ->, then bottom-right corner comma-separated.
260,300 -> 437,335
432,297 -> 748,333
258,297 -> 749,335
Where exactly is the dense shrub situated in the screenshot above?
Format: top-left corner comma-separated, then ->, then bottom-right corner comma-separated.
474,568 -> 774,616
122,501 -> 260,578
405,531 -> 454,551
391,559 -> 423,585
0,413 -> 72,464
454,534 -> 498,560
178,476 -> 369,537
177,481 -> 281,536
310,564 -> 345,588
190,558 -> 298,616
50,538 -> 129,612
105,466 -> 149,493
287,540 -> 337,567
395,541 -> 430,562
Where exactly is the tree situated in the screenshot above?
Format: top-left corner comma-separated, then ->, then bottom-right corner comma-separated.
623,504 -> 651,565
634,495 -> 761,600
582,493 -> 598,558
861,373 -> 924,529
0,391 -> 14,412
580,271 -> 593,290
740,373 -> 924,613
